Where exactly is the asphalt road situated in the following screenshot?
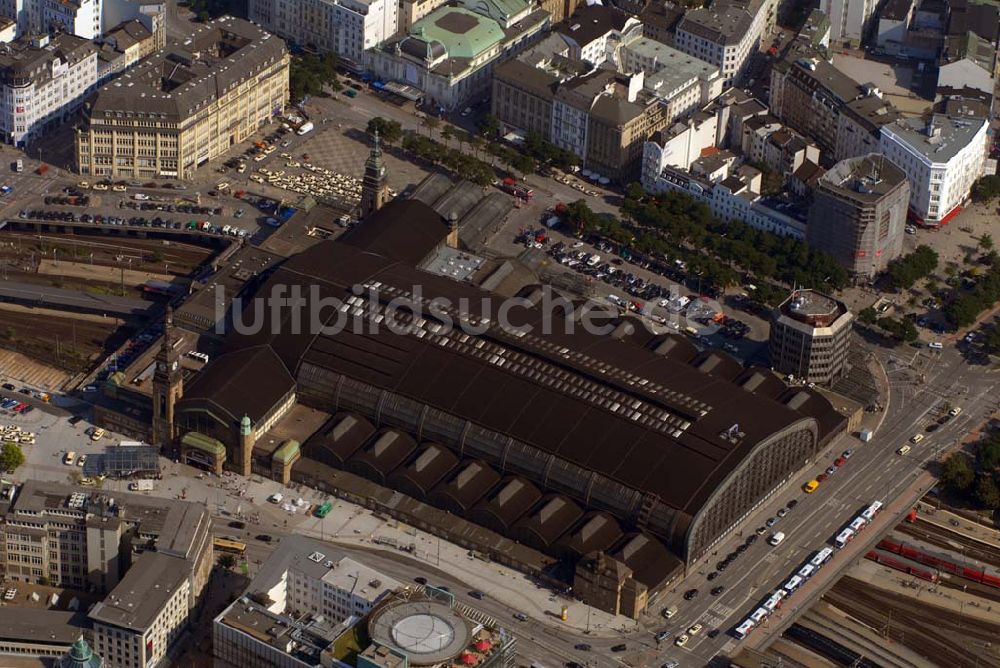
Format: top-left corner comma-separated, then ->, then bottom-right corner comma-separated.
647,341 -> 999,666
216,519 -> 617,668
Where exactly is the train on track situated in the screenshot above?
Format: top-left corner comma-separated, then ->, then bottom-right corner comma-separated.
873,537 -> 1000,588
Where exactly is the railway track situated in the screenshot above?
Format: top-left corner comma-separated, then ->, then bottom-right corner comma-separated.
824,576 -> 1000,668
897,520 -> 1000,570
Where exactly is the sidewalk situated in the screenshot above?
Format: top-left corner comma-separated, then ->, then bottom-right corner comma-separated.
152,461 -> 633,638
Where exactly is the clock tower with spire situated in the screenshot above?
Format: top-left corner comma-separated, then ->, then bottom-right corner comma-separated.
151,306 -> 183,451
360,129 -> 389,219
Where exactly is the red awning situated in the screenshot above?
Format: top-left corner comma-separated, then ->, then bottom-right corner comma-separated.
460,652 -> 477,665
502,177 -> 516,185
938,205 -> 962,225
475,640 -> 492,652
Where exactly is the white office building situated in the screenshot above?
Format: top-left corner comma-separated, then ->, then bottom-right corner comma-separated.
247,0 -> 398,68
255,539 -> 401,623
878,114 -> 988,225
0,32 -> 97,146
674,0 -> 770,88
823,0 -> 878,41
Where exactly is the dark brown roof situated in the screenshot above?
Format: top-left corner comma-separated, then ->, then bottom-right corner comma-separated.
387,444 -> 460,498
216,200 -> 841,520
339,199 -> 449,265
610,531 -> 682,590
178,345 -> 294,425
429,460 -> 501,513
303,413 -> 376,468
511,494 -> 583,550
346,429 -> 417,484
556,511 -> 624,558
559,5 -> 632,47
469,476 -> 543,534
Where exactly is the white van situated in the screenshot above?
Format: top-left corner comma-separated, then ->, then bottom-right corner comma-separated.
768,532 -> 786,547
928,341 -> 943,349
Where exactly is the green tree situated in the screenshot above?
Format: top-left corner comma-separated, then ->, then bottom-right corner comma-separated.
288,53 -> 340,102
940,453 -> 975,492
366,117 -> 402,146
984,326 -> 1000,353
980,234 -> 995,253
974,473 -> 1000,509
440,125 -> 454,148
218,553 -> 237,570
858,307 -> 877,325
467,133 -> 484,159
422,116 -> 440,139
478,114 -> 500,138
0,442 -> 24,472
978,435 -> 1000,471
887,245 -> 939,289
510,154 -> 537,178
972,175 -> 1000,202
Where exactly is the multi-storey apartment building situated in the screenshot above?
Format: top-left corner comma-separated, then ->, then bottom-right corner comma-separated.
215,536 -> 517,668
0,32 -> 97,146
247,0 -> 398,69
492,16 -> 721,181
75,16 -> 289,181
769,47 -> 899,162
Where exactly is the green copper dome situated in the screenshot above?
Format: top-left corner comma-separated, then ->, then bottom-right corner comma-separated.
60,636 -> 103,668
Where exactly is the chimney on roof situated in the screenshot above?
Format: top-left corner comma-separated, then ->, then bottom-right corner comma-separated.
446,211 -> 459,249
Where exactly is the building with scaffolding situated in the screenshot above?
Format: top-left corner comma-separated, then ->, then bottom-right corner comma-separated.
807,153 -> 910,280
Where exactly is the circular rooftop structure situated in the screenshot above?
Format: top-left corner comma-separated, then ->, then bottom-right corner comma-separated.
368,600 -> 470,665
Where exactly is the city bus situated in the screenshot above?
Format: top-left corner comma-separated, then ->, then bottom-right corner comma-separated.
733,619 -> 755,640
834,528 -> 855,549
810,547 -> 833,568
314,501 -> 333,518
213,537 -> 247,555
861,500 -> 883,521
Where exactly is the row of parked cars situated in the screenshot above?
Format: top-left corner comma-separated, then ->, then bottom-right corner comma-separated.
120,201 -> 222,216
0,398 -> 34,416
18,210 -> 249,238
547,242 -> 675,305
